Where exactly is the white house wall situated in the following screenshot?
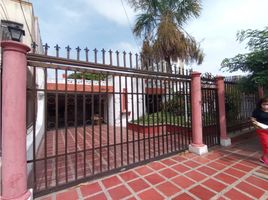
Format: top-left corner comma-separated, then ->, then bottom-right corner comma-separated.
107,76 -> 145,127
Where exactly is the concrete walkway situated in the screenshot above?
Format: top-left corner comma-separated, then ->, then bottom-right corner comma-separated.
36,133 -> 268,200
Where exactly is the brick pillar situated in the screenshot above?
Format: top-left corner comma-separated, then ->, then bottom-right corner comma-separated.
189,72 -> 208,155
216,76 -> 231,146
1,41 -> 32,200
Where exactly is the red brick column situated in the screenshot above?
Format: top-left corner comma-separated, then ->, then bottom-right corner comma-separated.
1,41 -> 31,200
189,72 -> 208,155
216,76 -> 231,146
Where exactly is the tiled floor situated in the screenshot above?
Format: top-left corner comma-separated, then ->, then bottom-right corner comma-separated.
28,125 -> 197,191
36,134 -> 268,200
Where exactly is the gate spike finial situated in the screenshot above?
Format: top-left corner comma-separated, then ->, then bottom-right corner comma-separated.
43,43 -> 50,55
65,45 -> 71,59
76,46 -> 81,60
54,44 -> 61,57
84,47 -> 89,62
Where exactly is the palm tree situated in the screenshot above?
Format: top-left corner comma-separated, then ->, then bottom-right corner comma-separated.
128,0 -> 204,72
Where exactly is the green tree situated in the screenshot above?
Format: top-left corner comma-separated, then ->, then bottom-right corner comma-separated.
128,0 -> 204,72
221,27 -> 268,92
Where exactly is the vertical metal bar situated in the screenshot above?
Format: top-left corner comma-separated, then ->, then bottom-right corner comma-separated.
64,69 -> 68,183
136,77 -> 141,161
55,68 -> 59,186
187,81 -> 192,144
168,77 -> 174,152
106,72 -> 110,170
91,78 -> 95,174
83,72 -> 86,177
146,77 -> 151,159
112,75 -> 116,169
171,77 -> 176,151
131,75 -> 135,163
125,76 -> 130,165
164,79 -> 169,153
32,66 -> 37,191
151,78 -> 156,158
156,78 -> 160,156
119,75 -> 123,166
74,70 -> 78,180
141,77 -> 146,160
98,74 -> 102,172
160,78 -> 165,155
174,79 -> 179,151
44,68 -> 48,188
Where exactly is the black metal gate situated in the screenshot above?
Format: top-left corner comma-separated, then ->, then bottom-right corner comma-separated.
201,87 -> 220,147
26,47 -> 193,197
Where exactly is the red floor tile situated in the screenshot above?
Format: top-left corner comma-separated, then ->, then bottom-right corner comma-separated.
135,166 -> 154,176
84,193 -> 107,200
224,188 -> 253,200
245,176 -> 268,191
232,163 -> 253,172
185,171 -> 207,182
108,185 -> 131,199
192,156 -> 210,164
138,188 -> 165,200
102,176 -> 122,188
196,166 -> 217,176
148,162 -> 166,171
204,152 -> 223,160
159,168 -> 178,179
127,179 -> 150,192
236,181 -> 265,199
214,173 -> 237,185
160,158 -> 177,166
223,167 -> 246,178
189,185 -> 216,200
202,178 -> 226,193
171,175 -> 195,189
80,182 -> 102,197
172,193 -> 196,200
207,161 -> 226,170
119,170 -> 139,182
144,173 -> 165,185
171,164 -> 190,173
56,189 -> 78,200
171,155 -> 187,162
156,182 -> 181,197
183,160 -> 200,168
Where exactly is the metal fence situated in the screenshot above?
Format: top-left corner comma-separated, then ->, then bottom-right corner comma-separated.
224,80 -> 257,133
201,77 -> 220,147
26,45 -> 193,196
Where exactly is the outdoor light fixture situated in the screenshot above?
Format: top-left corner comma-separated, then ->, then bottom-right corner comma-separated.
7,25 -> 25,42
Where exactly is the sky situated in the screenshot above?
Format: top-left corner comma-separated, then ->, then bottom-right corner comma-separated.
30,0 -> 268,76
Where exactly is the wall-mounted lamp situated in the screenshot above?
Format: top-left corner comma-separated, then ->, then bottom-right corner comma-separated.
7,25 -> 25,42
